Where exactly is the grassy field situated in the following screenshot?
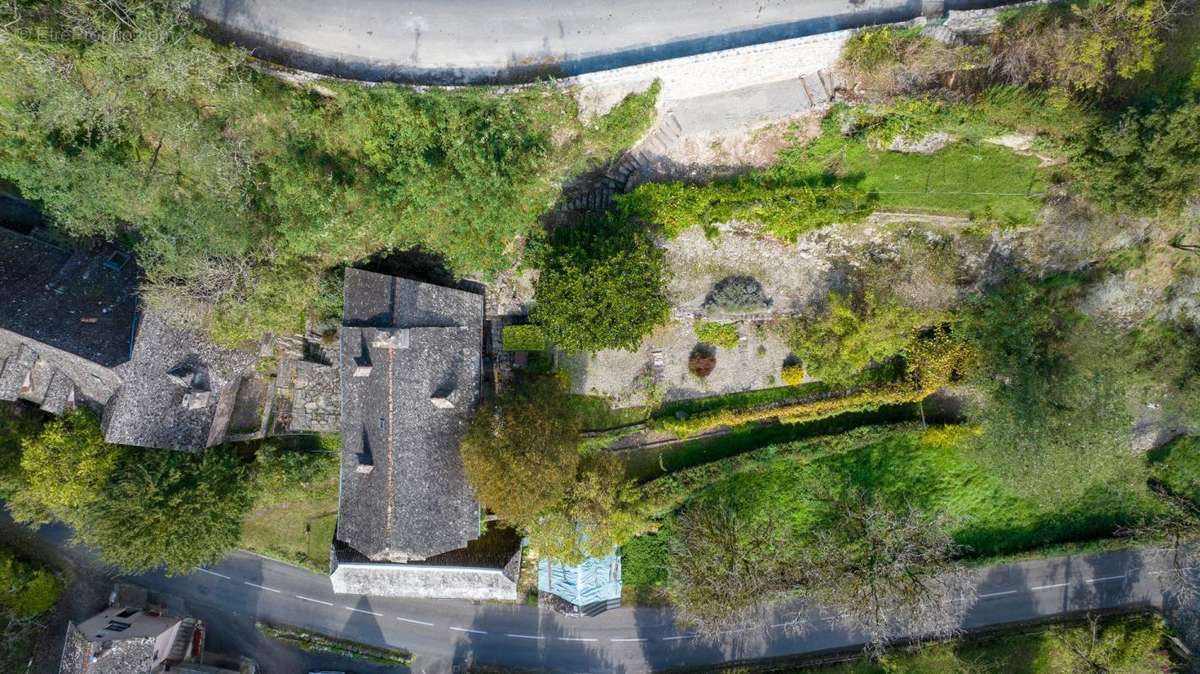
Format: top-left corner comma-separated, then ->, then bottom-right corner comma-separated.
790,613 -> 1173,674
1150,435 -> 1200,503
623,425 -> 1177,593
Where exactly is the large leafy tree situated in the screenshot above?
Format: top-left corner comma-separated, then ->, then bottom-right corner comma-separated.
460,376 -> 582,527
7,410 -> 126,525
74,446 -> 255,574
526,453 -> 651,564
531,212 -> 670,352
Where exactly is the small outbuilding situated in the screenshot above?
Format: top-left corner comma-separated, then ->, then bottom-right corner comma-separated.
537,550 -> 623,615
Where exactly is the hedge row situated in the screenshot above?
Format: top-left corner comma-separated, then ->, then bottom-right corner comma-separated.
651,381 -> 929,438
257,622 -> 412,665
502,324 -> 547,352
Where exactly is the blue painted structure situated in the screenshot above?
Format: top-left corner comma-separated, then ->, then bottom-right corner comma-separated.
537,550 -> 622,608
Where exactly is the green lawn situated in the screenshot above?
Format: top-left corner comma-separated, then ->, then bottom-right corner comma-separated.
795,613 -> 1172,674
831,140 -> 1046,224
241,440 -> 341,573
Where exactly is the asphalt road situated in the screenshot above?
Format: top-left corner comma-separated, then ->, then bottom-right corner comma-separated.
191,0 -> 1024,83
30,510 -> 1185,674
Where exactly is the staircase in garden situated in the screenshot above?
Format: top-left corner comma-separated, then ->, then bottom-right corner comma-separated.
559,66 -> 842,215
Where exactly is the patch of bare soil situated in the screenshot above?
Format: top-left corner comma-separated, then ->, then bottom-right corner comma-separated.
634,112 -> 824,185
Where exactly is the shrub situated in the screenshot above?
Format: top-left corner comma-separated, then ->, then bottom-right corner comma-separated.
688,345 -> 717,378
502,324 -> 547,352
783,289 -> 931,387
655,381 -> 926,438
257,622 -> 412,665
1074,99 -> 1200,211
0,548 -> 62,617
781,363 -> 806,386
617,176 -> 875,240
588,80 -> 661,157
704,276 -> 771,313
531,212 -> 670,353
693,320 -> 739,349
991,0 -> 1175,97
842,26 -> 928,72
840,26 -> 990,96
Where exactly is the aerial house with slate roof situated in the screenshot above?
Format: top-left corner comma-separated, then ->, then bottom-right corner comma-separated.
0,227 -> 138,413
330,269 -> 521,601
0,225 -> 262,452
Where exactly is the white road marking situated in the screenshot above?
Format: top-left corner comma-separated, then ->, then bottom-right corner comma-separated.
506,633 -> 545,640
771,621 -> 805,628
1085,575 -> 1125,584
1031,582 -> 1068,591
559,637 -> 599,642
198,568 -> 230,579
449,627 -> 487,635
610,637 -> 649,642
978,590 -> 1019,598
243,581 -> 280,593
345,606 -> 383,616
295,595 -> 334,606
661,635 -> 696,641
396,617 -> 435,627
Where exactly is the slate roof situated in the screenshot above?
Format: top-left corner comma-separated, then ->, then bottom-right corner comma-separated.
0,228 -> 138,368
102,312 -> 257,451
336,269 -> 484,562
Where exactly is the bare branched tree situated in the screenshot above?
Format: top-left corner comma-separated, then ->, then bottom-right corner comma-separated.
1117,485 -> 1200,603
666,499 -> 804,637
802,486 -> 977,652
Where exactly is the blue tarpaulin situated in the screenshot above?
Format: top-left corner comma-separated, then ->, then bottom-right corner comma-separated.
537,549 -> 622,607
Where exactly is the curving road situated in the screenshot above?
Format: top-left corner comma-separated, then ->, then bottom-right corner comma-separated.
22,512 -> 1188,673
192,0 -> 1023,84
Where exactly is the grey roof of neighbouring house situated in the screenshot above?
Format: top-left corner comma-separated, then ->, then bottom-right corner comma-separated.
336,269 -> 484,562
0,228 -> 139,369
102,312 -> 257,451
0,227 -> 138,369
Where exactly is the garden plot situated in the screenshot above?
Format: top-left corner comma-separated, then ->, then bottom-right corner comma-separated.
663,222 -> 849,318
567,319 -> 793,408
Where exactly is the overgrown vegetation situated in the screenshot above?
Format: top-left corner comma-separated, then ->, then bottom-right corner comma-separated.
0,1 -> 658,346
257,622 -> 412,665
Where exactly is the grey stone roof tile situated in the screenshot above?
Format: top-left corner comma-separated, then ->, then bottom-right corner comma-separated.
336,269 -> 484,562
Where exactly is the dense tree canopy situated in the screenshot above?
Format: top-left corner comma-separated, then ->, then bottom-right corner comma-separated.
460,376 -> 582,526
73,446 -> 255,574
7,410 -> 126,525
531,213 -> 670,353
